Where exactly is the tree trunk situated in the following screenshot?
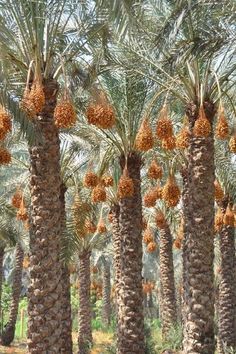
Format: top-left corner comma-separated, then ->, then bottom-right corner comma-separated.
27,79 -> 63,353
117,152 -> 144,354
1,243 -> 24,346
0,246 -> 5,324
60,183 -> 73,354
78,250 -> 92,354
159,224 -> 177,338
102,261 -> 111,327
110,204 -> 121,318
61,264 -> 73,354
217,200 -> 236,353
183,102 -> 215,354
181,167 -> 190,331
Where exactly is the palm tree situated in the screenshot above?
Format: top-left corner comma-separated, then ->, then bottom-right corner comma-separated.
1,242 -> 24,346
101,258 -> 112,327
214,154 -> 236,353
217,198 -> 236,353
158,217 -> 177,338
78,249 -> 92,354
0,246 -> 4,319
0,2 -> 106,351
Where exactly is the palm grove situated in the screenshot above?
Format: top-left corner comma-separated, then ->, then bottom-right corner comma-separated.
0,0 -> 235,354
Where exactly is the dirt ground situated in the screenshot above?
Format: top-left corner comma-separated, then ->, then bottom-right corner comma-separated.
0,331 -> 113,354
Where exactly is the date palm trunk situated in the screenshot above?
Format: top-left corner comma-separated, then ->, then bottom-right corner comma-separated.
102,260 -> 111,326
217,199 -> 236,353
159,224 -> 177,338
110,204 -> 122,344
183,102 -> 216,354
0,246 -> 4,323
1,242 -> 24,346
60,183 -> 73,354
78,250 -> 92,354
117,152 -> 144,354
110,204 -> 121,317
27,79 -> 63,353
181,167 -> 190,330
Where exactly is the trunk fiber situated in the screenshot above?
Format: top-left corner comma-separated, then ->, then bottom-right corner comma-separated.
27,79 -> 63,353
159,224 -> 177,338
78,250 -> 92,354
102,261 -> 112,327
117,152 -> 144,354
183,102 -> 215,354
60,183 -> 73,354
1,243 -> 24,346
217,200 -> 236,353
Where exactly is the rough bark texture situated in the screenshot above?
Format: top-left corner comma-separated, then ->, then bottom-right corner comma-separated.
183,102 -> 216,354
159,225 -> 177,338
1,243 -> 24,346
78,250 -> 92,354
60,183 -> 73,354
110,204 -> 122,343
0,246 -> 5,319
117,152 -> 145,354
102,261 -> 111,326
27,79 -> 63,353
181,167 -> 191,331
61,264 -> 73,354
217,200 -> 236,353
111,204 -> 121,314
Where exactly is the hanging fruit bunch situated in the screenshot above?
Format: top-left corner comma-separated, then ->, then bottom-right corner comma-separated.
176,124 -> 190,149
20,74 -> 45,119
155,210 -> 166,229
214,208 -> 224,233
118,167 -> 134,199
16,199 -> 28,221
162,135 -> 176,150
223,205 -> 234,227
86,91 -> 115,129
147,160 -> 163,180
156,105 -> 173,140
143,186 -> 161,208
143,281 -> 154,294
73,193 -> 91,237
97,218 -> 107,233
229,133 -> 236,153
101,175 -> 114,187
143,227 -> 154,244
162,174 -> 181,208
214,180 -> 224,201
0,146 -> 11,165
173,238 -> 182,249
83,170 -> 99,188
156,105 -> 176,150
54,91 -> 76,129
147,241 -> 157,253
135,118 -> 154,152
11,189 -> 23,208
193,105 -> 211,137
91,183 -> 107,203
0,105 -> 12,141
215,105 -> 229,140
84,219 -> 97,234
142,217 -> 148,230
